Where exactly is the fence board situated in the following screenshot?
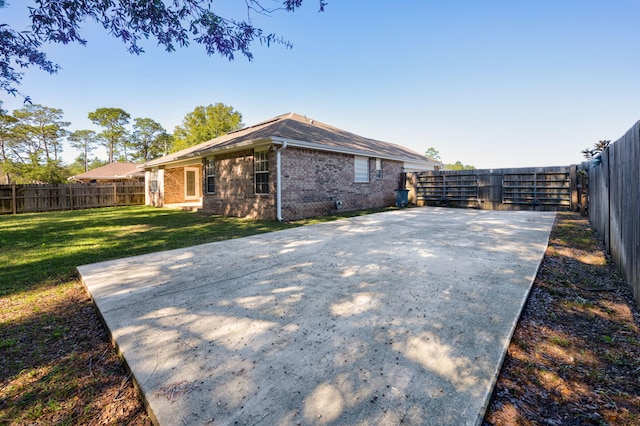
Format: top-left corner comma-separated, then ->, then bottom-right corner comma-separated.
0,182 -> 145,215
413,166 -> 573,211
588,120 -> 640,305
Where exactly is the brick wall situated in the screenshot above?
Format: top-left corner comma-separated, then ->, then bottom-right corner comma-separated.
280,148 -> 402,220
163,166 -> 185,204
200,147 -> 403,221
202,149 -> 277,220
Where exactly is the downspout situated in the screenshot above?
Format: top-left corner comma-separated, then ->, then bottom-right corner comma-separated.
276,141 -> 288,221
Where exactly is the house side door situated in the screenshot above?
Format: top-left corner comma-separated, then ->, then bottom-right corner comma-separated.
184,167 -> 200,201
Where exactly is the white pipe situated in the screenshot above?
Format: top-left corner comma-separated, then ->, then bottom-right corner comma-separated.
276,141 -> 287,221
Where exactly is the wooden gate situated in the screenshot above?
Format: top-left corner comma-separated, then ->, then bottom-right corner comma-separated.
502,171 -> 571,208
413,166 -> 577,211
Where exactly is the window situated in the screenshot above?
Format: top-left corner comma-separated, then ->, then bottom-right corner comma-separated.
354,156 -> 369,182
150,169 -> 158,192
254,150 -> 269,194
184,167 -> 199,200
205,158 -> 215,193
375,158 -> 382,179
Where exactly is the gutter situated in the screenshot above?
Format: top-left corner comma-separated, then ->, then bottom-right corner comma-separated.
275,141 -> 288,221
269,136 -> 440,169
143,139 -> 273,169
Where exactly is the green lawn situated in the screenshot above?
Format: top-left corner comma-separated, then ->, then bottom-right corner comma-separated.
0,206 -> 301,297
0,205 -> 399,297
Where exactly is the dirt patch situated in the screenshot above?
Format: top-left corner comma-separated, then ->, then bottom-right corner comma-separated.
0,281 -> 151,425
484,213 -> 640,425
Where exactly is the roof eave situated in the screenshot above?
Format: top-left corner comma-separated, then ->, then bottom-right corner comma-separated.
270,137 -> 439,166
142,133 -> 441,170
142,138 -> 273,169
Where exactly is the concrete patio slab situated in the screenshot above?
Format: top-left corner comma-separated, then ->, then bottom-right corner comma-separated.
78,207 -> 556,426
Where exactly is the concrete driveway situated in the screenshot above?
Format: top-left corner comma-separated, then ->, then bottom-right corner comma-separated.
78,207 -> 555,426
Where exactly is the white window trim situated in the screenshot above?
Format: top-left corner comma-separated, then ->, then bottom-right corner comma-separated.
254,149 -> 269,195
184,166 -> 199,200
150,168 -> 159,192
205,158 -> 215,194
375,158 -> 382,179
354,156 -> 369,183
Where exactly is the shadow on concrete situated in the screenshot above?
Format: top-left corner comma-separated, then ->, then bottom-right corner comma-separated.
79,207 -> 555,425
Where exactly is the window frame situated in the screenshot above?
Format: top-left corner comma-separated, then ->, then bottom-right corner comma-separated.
149,168 -> 158,192
184,166 -> 199,200
254,149 -> 269,195
354,156 -> 369,183
205,157 -> 215,194
375,158 -> 383,179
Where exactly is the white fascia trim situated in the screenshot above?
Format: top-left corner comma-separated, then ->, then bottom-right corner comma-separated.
403,161 -> 440,172
190,139 -> 272,156
270,137 -> 440,168
146,157 -> 203,169
142,139 -> 273,169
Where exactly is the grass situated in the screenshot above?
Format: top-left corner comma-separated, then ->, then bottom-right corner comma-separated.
0,206 -> 289,297
0,205 -> 386,297
548,335 -> 571,347
0,205 -> 393,424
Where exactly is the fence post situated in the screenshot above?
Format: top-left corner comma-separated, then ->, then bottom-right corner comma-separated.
113,182 -> 117,207
11,183 -> 16,214
69,185 -> 74,210
569,164 -> 577,212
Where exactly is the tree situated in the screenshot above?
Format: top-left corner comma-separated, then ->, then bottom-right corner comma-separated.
68,130 -> 98,172
5,104 -> 69,183
67,154 -> 107,177
1,1 -> 326,99
445,161 -> 476,171
88,108 -> 131,163
582,140 -> 610,159
157,133 -> 174,157
0,106 -> 18,183
423,147 -> 474,170
425,147 -> 441,162
172,103 -> 243,152
0,23 -> 59,101
12,104 -> 69,163
131,118 -> 169,161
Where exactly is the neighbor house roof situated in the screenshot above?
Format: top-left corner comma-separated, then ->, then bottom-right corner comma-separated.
144,112 -> 441,170
68,162 -> 144,182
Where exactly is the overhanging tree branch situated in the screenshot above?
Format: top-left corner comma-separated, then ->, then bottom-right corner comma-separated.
2,0 -> 326,99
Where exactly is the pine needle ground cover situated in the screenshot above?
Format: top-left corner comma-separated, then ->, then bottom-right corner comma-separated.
484,213 -> 640,425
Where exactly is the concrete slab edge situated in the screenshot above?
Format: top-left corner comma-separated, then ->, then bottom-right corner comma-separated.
78,272 -> 162,426
473,212 -> 556,425
78,209 -> 558,426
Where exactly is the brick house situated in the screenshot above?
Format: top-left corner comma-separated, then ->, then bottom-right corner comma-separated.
142,113 -> 441,221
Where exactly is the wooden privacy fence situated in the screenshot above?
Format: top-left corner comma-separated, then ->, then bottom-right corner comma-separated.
588,120 -> 640,306
0,182 -> 145,215
411,166 -> 579,211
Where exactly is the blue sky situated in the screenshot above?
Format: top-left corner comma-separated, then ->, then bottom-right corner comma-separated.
2,0 -> 640,168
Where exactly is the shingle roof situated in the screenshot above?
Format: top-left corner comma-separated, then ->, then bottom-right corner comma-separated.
69,162 -> 144,181
145,113 -> 440,168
